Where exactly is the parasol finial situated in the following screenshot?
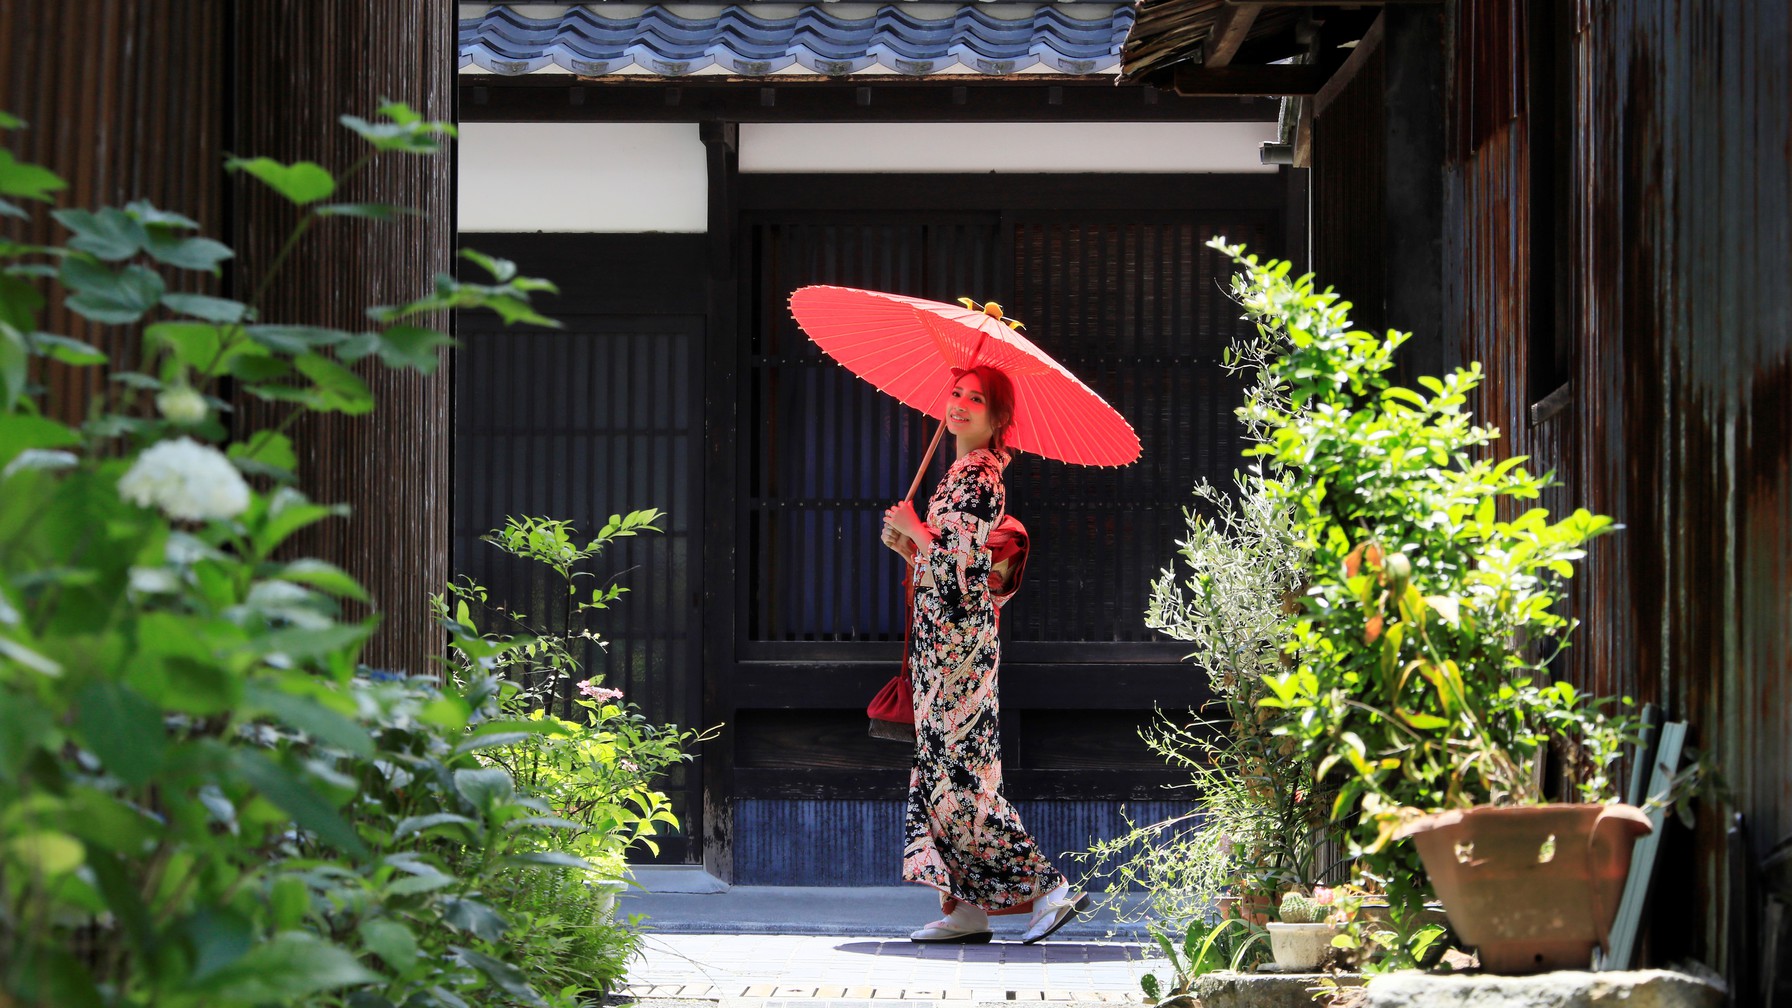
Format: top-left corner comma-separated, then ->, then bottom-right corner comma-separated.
956,296 -> 1026,331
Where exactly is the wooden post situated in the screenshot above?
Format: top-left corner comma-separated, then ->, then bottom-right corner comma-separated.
699,119 -> 741,880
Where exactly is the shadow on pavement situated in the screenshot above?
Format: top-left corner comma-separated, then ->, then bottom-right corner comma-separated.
831,941 -> 1150,963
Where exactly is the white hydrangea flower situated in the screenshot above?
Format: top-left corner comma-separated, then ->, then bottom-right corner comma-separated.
117,437 -> 251,522
155,386 -> 208,425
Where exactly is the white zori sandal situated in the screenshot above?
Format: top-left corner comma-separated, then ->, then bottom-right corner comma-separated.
1020,882 -> 1091,945
909,903 -> 993,944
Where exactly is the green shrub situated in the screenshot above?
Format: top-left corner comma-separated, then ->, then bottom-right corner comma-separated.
0,105 -> 597,1007
437,513 -> 716,1001
1209,238 -> 1632,966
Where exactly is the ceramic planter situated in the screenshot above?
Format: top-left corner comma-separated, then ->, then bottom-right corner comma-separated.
1395,803 -> 1652,973
1266,922 -> 1342,971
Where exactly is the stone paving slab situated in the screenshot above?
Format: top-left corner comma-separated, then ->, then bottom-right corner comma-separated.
622,933 -> 1168,1005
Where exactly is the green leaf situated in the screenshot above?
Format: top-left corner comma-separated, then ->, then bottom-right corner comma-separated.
387,871 -> 455,896
227,352 -> 290,382
162,291 -> 250,324
143,233 -> 233,272
53,208 -> 145,260
331,330 -> 383,364
0,322 -> 22,408
453,766 -> 515,809
244,324 -> 352,354
194,932 -> 381,1001
376,324 -> 455,373
459,248 -> 517,282
316,202 -> 418,221
340,107 -> 456,154
73,681 -> 167,786
243,681 -> 375,758
26,331 -> 107,365
228,430 -> 298,481
0,413 -> 80,471
4,831 -> 85,875
270,558 -> 370,602
232,750 -> 368,857
358,918 -> 420,969
252,488 -> 349,556
442,898 -> 511,942
227,157 -> 336,205
0,148 -> 66,202
0,272 -> 44,330
184,906 -> 256,981
110,371 -> 164,389
146,320 -> 228,369
63,263 -> 165,325
450,945 -> 542,1005
393,812 -> 477,840
292,353 -> 374,414
254,622 -> 374,663
123,200 -> 200,230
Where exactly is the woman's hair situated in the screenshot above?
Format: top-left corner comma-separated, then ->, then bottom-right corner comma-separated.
960,364 -> 1017,456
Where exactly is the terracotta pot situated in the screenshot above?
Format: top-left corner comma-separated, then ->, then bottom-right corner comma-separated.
1395,803 -> 1652,974
1266,922 -> 1341,970
1216,891 -> 1273,926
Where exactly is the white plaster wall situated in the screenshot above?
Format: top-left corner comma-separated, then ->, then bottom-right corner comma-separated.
457,122 -> 708,232
457,120 -> 1280,233
740,121 -> 1280,173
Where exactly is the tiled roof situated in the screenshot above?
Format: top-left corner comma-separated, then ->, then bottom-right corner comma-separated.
458,3 -> 1134,77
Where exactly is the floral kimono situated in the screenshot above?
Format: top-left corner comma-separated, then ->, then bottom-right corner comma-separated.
901,447 -> 1062,911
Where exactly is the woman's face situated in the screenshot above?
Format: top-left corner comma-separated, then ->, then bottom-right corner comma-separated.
945,371 -> 996,445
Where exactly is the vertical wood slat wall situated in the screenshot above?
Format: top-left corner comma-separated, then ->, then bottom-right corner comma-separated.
0,3 -> 456,677
226,1 -> 456,676
0,1 -> 228,418
1309,42 -> 1388,336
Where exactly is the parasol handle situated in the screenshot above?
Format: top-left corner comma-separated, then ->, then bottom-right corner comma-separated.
904,417 -> 948,502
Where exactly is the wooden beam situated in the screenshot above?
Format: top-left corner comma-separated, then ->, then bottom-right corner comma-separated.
1313,10 -> 1385,117
1293,95 -> 1313,167
459,78 -> 1280,123
1171,62 -> 1330,97
1202,2 -> 1262,69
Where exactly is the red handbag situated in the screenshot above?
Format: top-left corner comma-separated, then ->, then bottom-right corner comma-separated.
867,515 -> 1028,741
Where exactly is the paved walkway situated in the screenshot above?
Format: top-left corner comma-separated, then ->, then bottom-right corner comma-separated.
617,880 -> 1170,1006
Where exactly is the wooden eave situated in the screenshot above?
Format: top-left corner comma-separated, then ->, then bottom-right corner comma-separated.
1122,0 -> 1434,98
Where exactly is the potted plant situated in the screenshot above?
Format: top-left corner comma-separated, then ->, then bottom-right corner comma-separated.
1211,239 -> 1651,973
1265,888 -> 1343,972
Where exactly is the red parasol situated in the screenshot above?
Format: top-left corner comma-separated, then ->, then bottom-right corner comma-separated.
788,285 -> 1140,497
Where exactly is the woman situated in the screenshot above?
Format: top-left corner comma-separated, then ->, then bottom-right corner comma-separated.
881,364 -> 1088,945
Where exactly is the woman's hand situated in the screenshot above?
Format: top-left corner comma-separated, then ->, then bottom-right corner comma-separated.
881,495 -> 924,538
880,524 -> 917,564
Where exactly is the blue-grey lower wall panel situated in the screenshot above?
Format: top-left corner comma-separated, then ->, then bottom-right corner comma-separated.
734,799 -> 1189,886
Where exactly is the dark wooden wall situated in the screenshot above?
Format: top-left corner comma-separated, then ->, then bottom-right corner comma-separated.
0,2 -> 456,676
1440,0 -> 1792,988
228,2 -> 457,677
0,1 -> 229,417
